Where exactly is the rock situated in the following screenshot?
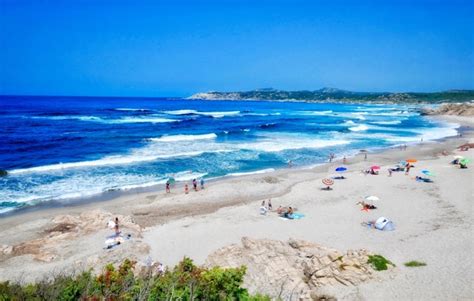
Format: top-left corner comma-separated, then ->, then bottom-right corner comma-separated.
205,237 -> 384,298
1,245 -> 13,255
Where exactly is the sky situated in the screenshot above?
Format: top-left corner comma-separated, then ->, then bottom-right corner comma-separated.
0,0 -> 473,97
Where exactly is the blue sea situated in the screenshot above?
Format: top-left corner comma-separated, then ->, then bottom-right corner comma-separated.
0,96 -> 458,214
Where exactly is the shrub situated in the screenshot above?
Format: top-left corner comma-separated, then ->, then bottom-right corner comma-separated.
367,254 -> 395,271
404,260 -> 427,267
0,257 -> 269,300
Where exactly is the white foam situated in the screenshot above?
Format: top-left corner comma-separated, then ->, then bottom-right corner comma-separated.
240,137 -> 351,152
164,110 -> 240,118
372,120 -> 402,125
228,168 -> 275,177
33,115 -> 177,124
114,108 -> 150,112
149,133 -> 217,142
172,171 -> 208,181
349,124 -> 369,132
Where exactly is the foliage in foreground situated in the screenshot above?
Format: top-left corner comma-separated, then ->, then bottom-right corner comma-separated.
404,260 -> 427,267
0,258 -> 270,301
367,255 -> 395,271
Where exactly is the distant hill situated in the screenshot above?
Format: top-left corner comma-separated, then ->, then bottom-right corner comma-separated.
188,88 -> 474,104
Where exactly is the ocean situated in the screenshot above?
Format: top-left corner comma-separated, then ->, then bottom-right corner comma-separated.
0,96 -> 458,214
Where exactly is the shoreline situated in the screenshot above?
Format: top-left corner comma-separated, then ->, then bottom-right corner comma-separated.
1,115 -> 470,219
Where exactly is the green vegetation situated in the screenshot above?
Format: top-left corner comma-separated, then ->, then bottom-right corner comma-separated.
367,255 -> 395,271
190,88 -> 474,104
404,260 -> 427,267
0,258 -> 270,300
0,170 -> 7,177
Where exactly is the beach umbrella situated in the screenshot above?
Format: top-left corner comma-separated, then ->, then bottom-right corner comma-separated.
322,178 -> 334,186
460,158 -> 470,165
371,165 -> 381,170
406,159 -> 417,163
168,177 -> 176,185
365,196 -> 380,202
421,170 -> 435,176
335,166 -> 347,172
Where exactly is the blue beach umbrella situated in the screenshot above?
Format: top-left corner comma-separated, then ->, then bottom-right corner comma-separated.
335,166 -> 347,172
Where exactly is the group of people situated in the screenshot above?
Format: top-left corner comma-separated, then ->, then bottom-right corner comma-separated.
259,199 -> 273,215
166,178 -> 205,194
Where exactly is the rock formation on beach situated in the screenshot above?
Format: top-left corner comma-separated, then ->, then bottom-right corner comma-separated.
206,237 -> 390,300
421,102 -> 474,116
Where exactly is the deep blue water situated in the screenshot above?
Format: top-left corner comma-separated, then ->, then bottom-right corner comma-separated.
0,96 -> 458,214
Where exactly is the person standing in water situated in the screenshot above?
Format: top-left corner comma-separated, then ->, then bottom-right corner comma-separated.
192,178 -> 198,191
165,181 -> 170,193
200,178 -> 205,189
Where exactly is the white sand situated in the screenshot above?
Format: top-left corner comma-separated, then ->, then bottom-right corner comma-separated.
0,116 -> 473,300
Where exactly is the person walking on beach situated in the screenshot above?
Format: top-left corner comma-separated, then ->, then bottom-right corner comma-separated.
165,181 -> 170,193
185,184 -> 189,194
268,199 -> 273,211
200,178 -> 205,190
114,217 -> 120,235
405,163 -> 411,175
192,178 -> 198,191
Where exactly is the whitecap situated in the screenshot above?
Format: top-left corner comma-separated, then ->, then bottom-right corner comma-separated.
148,133 -> 217,142
349,124 -> 369,132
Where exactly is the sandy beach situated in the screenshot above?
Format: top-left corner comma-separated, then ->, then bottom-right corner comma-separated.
1,116 -> 473,300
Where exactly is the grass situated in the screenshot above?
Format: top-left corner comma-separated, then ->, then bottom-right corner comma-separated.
367,255 -> 395,271
404,260 -> 427,267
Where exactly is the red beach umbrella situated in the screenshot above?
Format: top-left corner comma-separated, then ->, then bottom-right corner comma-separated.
371,165 -> 380,170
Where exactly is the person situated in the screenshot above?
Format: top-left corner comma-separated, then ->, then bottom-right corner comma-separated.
184,184 -> 189,194
277,206 -> 284,215
192,178 -> 198,191
288,160 -> 293,168
261,200 -> 266,208
343,156 -> 347,164
364,153 -> 367,160
200,178 -> 205,189
284,207 -> 294,219
165,181 -> 170,193
460,162 -> 468,169
388,168 -> 393,177
114,217 -> 120,235
268,199 -> 273,211
405,163 -> 411,175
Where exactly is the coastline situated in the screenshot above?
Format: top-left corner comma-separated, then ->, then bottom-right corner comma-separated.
0,115 -> 473,299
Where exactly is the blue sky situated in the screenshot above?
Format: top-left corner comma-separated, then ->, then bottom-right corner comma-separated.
0,0 -> 473,96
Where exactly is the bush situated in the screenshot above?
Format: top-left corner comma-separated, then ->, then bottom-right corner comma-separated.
367,255 -> 395,271
0,258 -> 269,300
404,260 -> 427,267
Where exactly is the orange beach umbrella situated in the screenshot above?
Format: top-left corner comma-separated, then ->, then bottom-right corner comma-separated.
406,159 -> 417,163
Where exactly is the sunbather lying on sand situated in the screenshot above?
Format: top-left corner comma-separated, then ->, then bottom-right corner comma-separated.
356,201 -> 377,211
415,176 -> 433,183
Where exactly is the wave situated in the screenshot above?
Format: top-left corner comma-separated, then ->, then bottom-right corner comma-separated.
113,108 -> 151,112
228,168 -> 275,177
32,115 -> 177,124
164,110 -> 240,118
386,122 -> 459,142
8,149 -> 231,174
349,124 -> 369,132
371,120 -> 402,125
240,138 -> 351,152
148,133 -> 217,142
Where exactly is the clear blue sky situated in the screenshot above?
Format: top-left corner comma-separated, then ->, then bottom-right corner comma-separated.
1,0 -> 473,97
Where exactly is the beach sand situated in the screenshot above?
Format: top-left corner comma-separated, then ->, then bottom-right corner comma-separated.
0,116 -> 473,300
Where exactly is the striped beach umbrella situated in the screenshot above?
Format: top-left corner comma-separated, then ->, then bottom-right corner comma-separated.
322,178 -> 334,186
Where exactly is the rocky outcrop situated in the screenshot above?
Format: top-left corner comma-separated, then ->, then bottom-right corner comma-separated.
206,237 -> 389,300
1,210 -> 144,264
422,103 -> 474,116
